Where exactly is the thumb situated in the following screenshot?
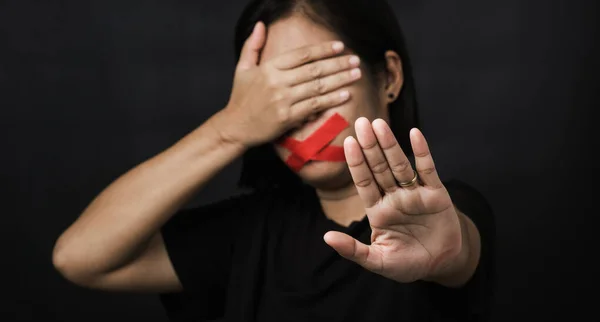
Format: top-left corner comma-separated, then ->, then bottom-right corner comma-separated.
237,21 -> 266,71
324,231 -> 383,273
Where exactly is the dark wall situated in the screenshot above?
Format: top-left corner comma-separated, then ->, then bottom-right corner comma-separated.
2,0 -> 598,321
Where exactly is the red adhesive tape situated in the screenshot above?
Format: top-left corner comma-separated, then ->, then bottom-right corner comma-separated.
277,113 -> 349,171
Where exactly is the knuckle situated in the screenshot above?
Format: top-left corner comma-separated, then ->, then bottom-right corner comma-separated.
262,73 -> 277,88
271,90 -> 285,103
268,75 -> 282,89
313,78 -> 326,94
292,74 -> 303,85
276,106 -> 292,123
418,166 -> 437,175
415,150 -> 430,158
370,160 -> 390,174
355,177 -> 373,188
298,49 -> 312,63
391,160 -> 411,174
309,97 -> 321,111
308,64 -> 322,78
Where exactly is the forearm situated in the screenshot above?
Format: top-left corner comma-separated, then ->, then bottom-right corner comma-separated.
426,208 -> 482,288
53,110 -> 246,277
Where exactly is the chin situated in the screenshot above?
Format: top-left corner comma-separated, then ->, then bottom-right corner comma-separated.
295,161 -> 352,190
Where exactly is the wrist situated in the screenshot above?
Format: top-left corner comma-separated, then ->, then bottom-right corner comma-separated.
208,108 -> 250,153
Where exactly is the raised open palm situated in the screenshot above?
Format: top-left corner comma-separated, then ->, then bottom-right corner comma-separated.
324,118 -> 463,283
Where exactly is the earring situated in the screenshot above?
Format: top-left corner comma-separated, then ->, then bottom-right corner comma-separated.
388,93 -> 395,99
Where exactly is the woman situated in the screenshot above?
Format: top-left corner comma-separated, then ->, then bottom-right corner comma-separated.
53,0 -> 495,321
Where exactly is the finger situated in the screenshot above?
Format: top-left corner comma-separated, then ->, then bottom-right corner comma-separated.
324,231 -> 383,274
284,54 -> 360,86
371,119 -> 416,189
344,135 -> 381,208
272,41 -> 345,70
236,22 -> 267,71
410,128 -> 443,189
355,118 -> 397,193
290,89 -> 351,120
289,67 -> 361,104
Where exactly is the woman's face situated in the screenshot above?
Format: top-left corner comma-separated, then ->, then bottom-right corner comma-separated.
259,15 -> 398,190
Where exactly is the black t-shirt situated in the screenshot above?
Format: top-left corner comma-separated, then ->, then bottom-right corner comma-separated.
159,179 -> 495,322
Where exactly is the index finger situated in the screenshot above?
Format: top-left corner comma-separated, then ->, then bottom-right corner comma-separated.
271,41 -> 345,70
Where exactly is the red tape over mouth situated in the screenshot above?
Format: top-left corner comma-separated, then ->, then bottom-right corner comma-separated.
276,113 -> 349,172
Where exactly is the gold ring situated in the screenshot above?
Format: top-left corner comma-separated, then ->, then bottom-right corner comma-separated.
398,170 -> 418,187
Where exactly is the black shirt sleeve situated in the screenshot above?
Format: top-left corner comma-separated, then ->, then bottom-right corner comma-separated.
159,190 -> 266,321
419,179 -> 496,322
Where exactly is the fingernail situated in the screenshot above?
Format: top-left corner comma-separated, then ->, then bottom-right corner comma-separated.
349,56 -> 360,66
340,90 -> 350,99
351,68 -> 361,78
332,41 -> 344,52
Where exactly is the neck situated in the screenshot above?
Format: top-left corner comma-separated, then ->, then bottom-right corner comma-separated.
314,182 -> 368,227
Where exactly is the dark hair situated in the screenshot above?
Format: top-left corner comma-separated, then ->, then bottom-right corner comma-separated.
234,0 -> 420,191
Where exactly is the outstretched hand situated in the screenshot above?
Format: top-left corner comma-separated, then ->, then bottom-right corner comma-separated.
324,118 -> 464,284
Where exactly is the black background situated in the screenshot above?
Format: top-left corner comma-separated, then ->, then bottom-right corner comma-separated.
2,0 -> 598,321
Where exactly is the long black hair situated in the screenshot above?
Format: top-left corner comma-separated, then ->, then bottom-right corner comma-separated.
234,0 -> 420,191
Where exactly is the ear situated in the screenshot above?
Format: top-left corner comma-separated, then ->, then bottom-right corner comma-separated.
379,50 -> 404,105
